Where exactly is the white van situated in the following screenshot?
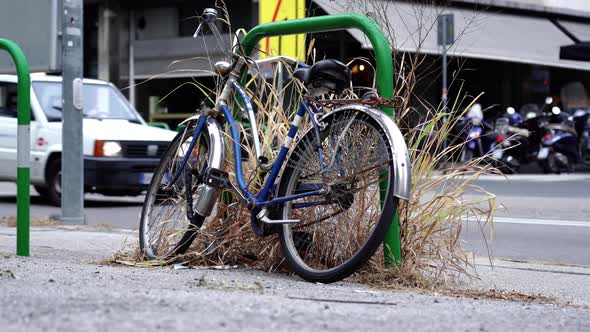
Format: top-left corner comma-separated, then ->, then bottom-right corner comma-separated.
0,74 -> 177,205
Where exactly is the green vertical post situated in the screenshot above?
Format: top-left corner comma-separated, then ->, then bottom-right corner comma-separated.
0,39 -> 31,257
240,13 -> 402,267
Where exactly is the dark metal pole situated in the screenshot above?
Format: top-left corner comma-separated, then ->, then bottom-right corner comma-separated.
440,16 -> 450,153
129,10 -> 136,108
61,0 -> 85,224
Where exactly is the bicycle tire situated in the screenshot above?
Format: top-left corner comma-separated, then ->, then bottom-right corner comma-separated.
139,123 -> 210,260
277,109 -> 399,283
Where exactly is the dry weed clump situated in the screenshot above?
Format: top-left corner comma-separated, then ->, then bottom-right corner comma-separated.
113,57 -> 495,290
113,3 -> 496,290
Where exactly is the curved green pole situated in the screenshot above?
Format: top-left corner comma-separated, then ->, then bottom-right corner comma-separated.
0,39 -> 30,257
240,14 -> 401,267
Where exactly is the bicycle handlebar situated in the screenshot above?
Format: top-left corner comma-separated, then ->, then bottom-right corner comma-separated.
201,8 -> 218,23
193,8 -> 229,51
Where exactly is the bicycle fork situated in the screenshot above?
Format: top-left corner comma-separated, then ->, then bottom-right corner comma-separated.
169,115 -> 227,223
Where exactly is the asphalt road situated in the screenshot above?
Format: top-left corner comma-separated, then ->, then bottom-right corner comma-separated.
461,174 -> 590,266
0,174 -> 589,265
0,183 -> 143,229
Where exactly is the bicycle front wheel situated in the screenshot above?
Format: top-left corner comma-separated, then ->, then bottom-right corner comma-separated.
139,122 -> 211,260
277,109 -> 399,283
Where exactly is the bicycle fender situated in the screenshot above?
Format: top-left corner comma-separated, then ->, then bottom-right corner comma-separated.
179,115 -> 227,217
178,114 -> 203,127
323,105 -> 411,201
178,114 -> 226,171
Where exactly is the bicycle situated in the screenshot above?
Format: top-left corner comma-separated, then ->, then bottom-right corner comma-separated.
139,8 -> 411,283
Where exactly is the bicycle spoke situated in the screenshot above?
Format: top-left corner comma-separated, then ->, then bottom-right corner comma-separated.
292,207 -> 346,229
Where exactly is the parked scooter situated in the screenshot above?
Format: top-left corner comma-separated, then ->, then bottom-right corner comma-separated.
459,104 -> 493,162
581,123 -> 590,165
489,107 -> 531,173
533,100 -> 579,173
561,81 -> 590,166
571,107 -> 590,166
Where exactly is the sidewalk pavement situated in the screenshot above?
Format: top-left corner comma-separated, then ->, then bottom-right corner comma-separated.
1,225 -> 589,331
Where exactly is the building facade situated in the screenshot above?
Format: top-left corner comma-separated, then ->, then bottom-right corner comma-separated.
2,0 -> 588,125
83,0 -> 258,127
312,0 -> 590,116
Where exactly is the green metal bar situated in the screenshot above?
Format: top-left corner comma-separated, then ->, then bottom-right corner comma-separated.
0,39 -> 31,257
240,14 -> 394,103
384,213 -> 401,266
240,14 -> 402,267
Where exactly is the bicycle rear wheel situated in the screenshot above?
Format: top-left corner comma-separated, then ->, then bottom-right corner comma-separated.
139,122 -> 211,260
277,109 -> 398,283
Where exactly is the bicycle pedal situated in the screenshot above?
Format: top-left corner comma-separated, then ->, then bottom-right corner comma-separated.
203,168 -> 229,188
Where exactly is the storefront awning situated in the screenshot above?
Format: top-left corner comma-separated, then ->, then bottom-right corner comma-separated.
314,0 -> 590,71
558,20 -> 590,62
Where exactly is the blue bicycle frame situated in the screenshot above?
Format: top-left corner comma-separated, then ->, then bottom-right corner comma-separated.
172,74 -> 327,209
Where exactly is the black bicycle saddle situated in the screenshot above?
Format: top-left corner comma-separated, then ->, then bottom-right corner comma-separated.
293,59 -> 351,93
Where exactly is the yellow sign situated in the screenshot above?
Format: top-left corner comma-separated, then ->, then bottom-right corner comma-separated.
258,0 -> 306,60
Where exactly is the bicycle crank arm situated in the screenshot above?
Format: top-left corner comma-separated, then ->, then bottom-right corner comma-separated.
259,215 -> 300,225
256,208 -> 300,225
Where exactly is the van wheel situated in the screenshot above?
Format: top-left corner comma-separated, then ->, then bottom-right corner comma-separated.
45,159 -> 62,206
33,185 -> 48,197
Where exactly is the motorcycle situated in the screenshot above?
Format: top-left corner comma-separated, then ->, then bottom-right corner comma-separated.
513,98 -> 578,173
535,106 -> 579,173
489,109 -> 531,173
581,124 -> 590,166
561,81 -> 590,166
571,107 -> 590,166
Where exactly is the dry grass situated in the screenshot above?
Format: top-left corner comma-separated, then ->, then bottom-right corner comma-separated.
371,284 -> 563,305
0,216 -> 61,227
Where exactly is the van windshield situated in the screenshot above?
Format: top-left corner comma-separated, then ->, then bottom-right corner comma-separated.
33,81 -> 140,122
